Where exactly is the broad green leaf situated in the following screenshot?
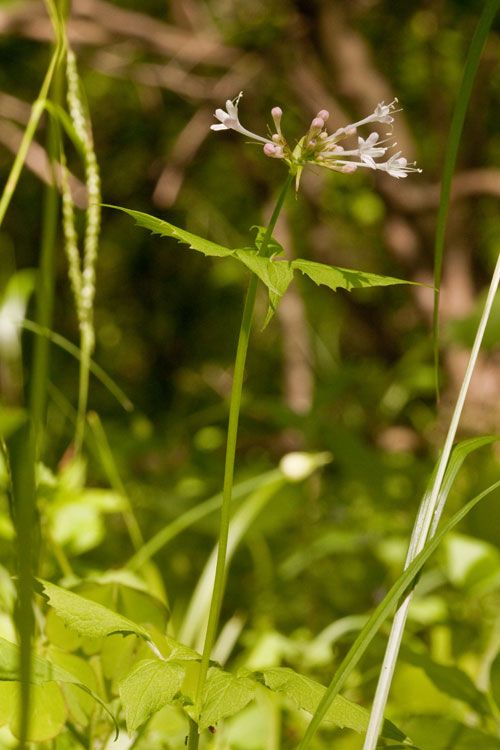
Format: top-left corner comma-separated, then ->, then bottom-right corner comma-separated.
297,478 -> 500,750
404,716 -> 500,750
0,636 -> 117,735
37,579 -> 153,643
73,579 -> 169,631
0,681 -> 67,741
490,649 -> 500,711
400,646 -> 490,715
291,258 -> 414,292
119,659 -> 186,733
105,206 -> 235,258
255,667 -> 404,741
199,668 -> 256,731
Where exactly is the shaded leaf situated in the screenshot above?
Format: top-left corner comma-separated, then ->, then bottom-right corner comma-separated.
119,659 -> 186,733
490,649 -> 500,711
0,407 -> 26,439
255,667 -> 404,741
400,646 -> 490,715
404,716 -> 500,750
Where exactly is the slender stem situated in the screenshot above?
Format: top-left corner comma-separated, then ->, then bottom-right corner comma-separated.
362,248 -> 500,750
188,173 -> 293,750
0,43 -> 62,231
74,326 -> 92,451
29,48 -> 64,455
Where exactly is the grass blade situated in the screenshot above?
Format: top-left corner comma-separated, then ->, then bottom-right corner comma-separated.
297,478 -> 500,750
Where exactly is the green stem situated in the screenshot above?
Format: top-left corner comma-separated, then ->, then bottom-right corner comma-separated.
74,325 -> 92,452
0,42 -> 63,231
29,50 -> 64,455
189,172 -> 293,745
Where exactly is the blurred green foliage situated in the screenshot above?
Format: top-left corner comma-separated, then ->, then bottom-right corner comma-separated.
0,0 -> 500,748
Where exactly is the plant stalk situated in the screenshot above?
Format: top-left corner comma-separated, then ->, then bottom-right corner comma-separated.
29,49 -> 64,454
188,172 -> 293,749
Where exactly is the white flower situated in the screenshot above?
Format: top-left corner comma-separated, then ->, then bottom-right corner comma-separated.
211,92 -> 272,145
357,132 -> 387,167
377,151 -> 421,179
209,93 -> 421,183
329,100 -> 400,140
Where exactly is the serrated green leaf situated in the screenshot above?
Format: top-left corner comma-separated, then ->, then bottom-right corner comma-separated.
255,667 -> 404,741
292,258 -> 415,292
119,659 -> 186,733
105,206 -> 235,258
199,668 -> 256,731
400,646 -> 490,715
0,636 -> 118,736
251,226 -> 285,258
234,251 -> 293,298
37,579 -> 153,643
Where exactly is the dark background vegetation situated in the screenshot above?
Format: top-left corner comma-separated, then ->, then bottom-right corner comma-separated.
1,0 -> 500,746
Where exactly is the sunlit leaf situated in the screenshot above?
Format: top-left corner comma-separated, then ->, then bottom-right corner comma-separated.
199,668 -> 256,731
0,681 -> 67,741
400,646 -> 490,715
37,579 -> 154,643
119,659 -> 186,733
291,258 -> 416,292
0,636 -> 117,735
254,667 -> 404,741
105,206 -> 235,258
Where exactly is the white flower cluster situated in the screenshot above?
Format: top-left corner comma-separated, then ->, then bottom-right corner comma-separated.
211,92 -> 421,180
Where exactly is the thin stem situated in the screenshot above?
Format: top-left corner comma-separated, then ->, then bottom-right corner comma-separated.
29,46 -> 64,455
188,173 -> 293,748
0,40 -> 63,231
362,248 -> 500,750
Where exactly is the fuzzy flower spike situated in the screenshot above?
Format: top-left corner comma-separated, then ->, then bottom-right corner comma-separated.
210,94 -> 421,187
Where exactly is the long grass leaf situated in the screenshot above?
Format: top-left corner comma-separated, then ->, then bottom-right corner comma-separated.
297,478 -> 500,750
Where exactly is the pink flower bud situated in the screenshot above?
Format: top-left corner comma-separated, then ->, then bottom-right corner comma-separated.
272,134 -> 281,143
317,109 -> 330,121
341,163 -> 357,173
311,117 -> 324,130
263,143 -> 276,156
271,107 -> 283,118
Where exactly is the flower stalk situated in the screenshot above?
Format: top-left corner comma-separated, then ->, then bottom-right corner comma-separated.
188,172 -> 293,749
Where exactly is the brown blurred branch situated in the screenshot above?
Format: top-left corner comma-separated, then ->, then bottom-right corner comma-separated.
0,118 -> 87,207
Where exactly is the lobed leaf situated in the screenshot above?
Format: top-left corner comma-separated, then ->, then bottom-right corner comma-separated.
255,667 -> 404,741
119,659 -> 186,733
105,206 -> 235,258
291,258 -> 416,292
199,668 -> 256,731
37,579 -> 153,643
